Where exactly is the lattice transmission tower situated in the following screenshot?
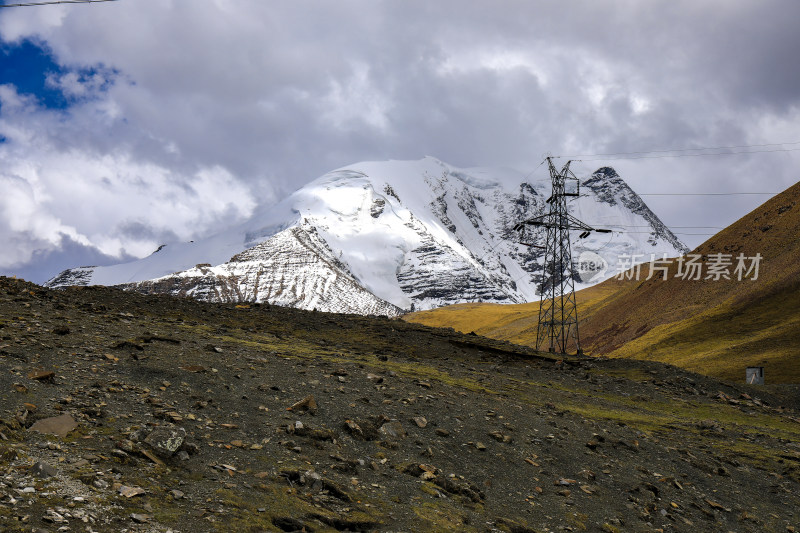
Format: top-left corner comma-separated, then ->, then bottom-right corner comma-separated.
514,158 -> 610,355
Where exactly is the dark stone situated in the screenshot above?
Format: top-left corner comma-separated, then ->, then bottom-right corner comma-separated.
32,460 -> 58,478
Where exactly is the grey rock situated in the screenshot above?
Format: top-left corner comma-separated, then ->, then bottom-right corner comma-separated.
378,420 -> 406,440
32,461 -> 58,478
130,513 -> 152,523
143,426 -> 186,458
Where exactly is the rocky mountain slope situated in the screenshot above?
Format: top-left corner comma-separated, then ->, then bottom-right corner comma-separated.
407,180 -> 800,383
46,158 -> 687,314
1,276 -> 799,532
121,223 -> 402,317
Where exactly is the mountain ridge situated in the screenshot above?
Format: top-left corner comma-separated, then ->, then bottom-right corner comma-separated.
119,222 -> 403,317
46,157 -> 687,315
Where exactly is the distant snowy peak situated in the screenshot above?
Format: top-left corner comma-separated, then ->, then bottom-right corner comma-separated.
583,167 -> 689,253
119,223 -> 402,316
46,157 -> 687,314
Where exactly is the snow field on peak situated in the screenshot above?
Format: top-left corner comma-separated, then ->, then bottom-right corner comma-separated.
47,157 -> 687,315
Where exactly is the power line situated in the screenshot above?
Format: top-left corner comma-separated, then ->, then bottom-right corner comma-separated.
572,147 -> 800,162
579,191 -> 778,197
520,158 -> 548,183
553,140 -> 800,160
608,224 -> 727,229
621,231 -> 718,236
638,192 -> 779,196
473,238 -> 505,265
0,0 -> 117,7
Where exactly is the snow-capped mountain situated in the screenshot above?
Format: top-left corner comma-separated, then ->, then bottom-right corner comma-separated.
46,157 -> 688,315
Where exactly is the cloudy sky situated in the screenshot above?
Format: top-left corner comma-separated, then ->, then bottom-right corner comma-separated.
1,0 -> 798,283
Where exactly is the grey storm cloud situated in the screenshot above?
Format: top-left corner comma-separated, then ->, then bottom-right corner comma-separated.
0,0 -> 798,283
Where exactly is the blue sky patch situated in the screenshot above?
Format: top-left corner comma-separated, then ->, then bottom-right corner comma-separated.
0,38 -> 120,114
0,39 -> 68,109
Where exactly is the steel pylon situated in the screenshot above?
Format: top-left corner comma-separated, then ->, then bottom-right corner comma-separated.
514,157 -> 610,355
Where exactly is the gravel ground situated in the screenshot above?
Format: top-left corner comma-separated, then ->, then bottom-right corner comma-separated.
1,276 -> 799,532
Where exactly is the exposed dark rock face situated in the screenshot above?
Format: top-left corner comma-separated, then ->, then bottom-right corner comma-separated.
583,167 -> 689,252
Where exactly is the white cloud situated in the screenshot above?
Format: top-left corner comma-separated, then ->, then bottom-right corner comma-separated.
320,63 -> 391,131
436,48 -> 550,85
45,68 -> 115,99
0,86 -> 257,274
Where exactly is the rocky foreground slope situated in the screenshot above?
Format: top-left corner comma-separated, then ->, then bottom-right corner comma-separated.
1,276 -> 799,532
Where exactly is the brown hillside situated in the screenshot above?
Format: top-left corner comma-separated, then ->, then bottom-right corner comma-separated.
580,180 -> 800,381
407,180 -> 800,383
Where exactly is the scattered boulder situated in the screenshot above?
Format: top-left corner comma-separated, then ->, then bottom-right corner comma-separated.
488,430 -> 512,443
31,460 -> 58,478
344,419 -> 364,439
411,416 -> 428,428
288,394 -> 318,413
28,414 -> 79,438
119,485 -> 146,498
288,421 -> 337,441
27,369 -> 55,382
130,513 -> 152,523
697,419 -> 721,431
143,425 -> 186,459
378,420 -> 406,441
433,475 -> 485,503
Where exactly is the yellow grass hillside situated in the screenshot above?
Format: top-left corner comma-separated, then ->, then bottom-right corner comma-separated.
404,282 -> 618,347
406,180 -> 800,384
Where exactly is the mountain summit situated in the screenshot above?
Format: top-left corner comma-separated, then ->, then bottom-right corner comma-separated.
47,157 -> 686,314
